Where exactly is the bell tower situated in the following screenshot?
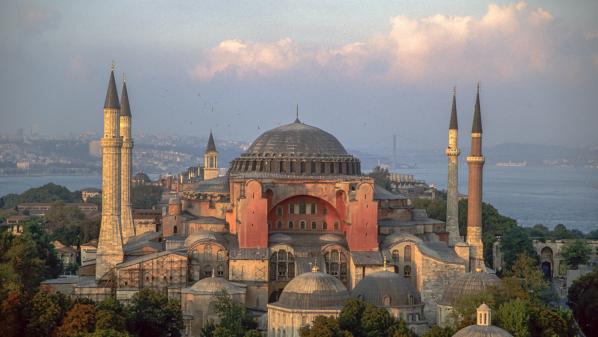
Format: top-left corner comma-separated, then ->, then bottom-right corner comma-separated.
203,131 -> 219,180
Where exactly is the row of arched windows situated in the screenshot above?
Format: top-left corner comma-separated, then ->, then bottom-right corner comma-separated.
268,249 -> 349,287
272,220 -> 339,231
230,158 -> 361,175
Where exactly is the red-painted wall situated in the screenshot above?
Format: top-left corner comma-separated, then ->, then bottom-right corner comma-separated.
238,180 -> 268,248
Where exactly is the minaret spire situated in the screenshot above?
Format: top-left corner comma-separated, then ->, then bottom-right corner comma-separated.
445,86 -> 461,246
295,104 -> 300,123
97,65 -> 124,281
466,83 -> 485,270
120,77 -> 135,242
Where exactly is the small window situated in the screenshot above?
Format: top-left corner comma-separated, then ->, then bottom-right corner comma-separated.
288,221 -> 293,229
311,222 -> 317,230
383,295 -> 391,306
173,225 -> 178,234
277,221 -> 282,229
311,203 -> 317,214
404,265 -> 411,277
311,162 -> 316,173
322,222 -> 328,230
299,203 -> 306,214
300,221 -> 306,229
392,249 -> 400,262
289,204 -> 294,214
277,207 -> 283,216
321,162 -> 325,173
300,162 -> 305,173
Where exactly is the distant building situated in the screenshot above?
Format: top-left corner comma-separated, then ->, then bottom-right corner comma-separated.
80,239 -> 98,266
53,240 -> 78,267
81,188 -> 101,202
0,215 -> 31,235
16,161 -> 30,170
17,203 -> 99,218
133,208 -> 162,235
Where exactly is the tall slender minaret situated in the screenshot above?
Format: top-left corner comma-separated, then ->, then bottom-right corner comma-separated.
466,83 -> 485,270
96,65 -> 124,281
445,87 -> 461,246
120,77 -> 135,242
203,131 -> 219,180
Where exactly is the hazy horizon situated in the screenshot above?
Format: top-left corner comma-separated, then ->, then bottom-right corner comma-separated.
2,0 -> 598,151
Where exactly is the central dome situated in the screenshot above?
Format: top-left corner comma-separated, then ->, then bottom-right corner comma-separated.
229,120 -> 361,176
246,121 -> 348,157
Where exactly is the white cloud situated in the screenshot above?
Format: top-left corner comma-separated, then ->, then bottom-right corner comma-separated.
192,2 -> 568,83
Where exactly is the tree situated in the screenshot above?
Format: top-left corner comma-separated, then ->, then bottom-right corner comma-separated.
128,289 -> 182,337
299,316 -> 351,337
495,299 -> 530,337
339,298 -> 367,335
26,289 -> 71,337
211,291 -> 257,337
0,289 -> 26,337
131,185 -> 163,209
529,224 -> 550,240
499,226 -> 537,271
53,303 -> 97,337
95,298 -> 127,332
452,291 -> 495,329
529,306 -> 568,337
242,330 -> 263,337
367,166 -> 392,191
497,254 -> 555,305
80,330 -> 131,337
1,184 -> 80,210
421,326 -> 454,337
568,267 -> 598,336
561,240 -> 591,269
360,305 -> 394,337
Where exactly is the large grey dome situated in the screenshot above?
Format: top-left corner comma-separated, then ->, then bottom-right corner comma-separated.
353,271 -> 420,307
246,121 -> 348,156
275,271 -> 350,310
439,272 -> 501,306
229,120 -> 361,176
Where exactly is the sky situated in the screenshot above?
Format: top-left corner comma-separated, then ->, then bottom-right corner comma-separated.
1,0 -> 597,153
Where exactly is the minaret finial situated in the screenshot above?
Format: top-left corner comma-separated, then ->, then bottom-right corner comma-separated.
477,82 -> 480,94
383,255 -> 388,271
123,72 -> 126,83
111,60 -> 116,72
295,104 -> 300,123
453,86 -> 456,96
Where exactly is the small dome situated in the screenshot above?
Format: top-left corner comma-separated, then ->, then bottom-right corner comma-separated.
184,231 -> 217,247
453,325 -> 513,337
439,272 -> 501,306
276,271 -> 350,310
133,172 -> 151,183
352,271 -> 420,307
188,277 -> 245,295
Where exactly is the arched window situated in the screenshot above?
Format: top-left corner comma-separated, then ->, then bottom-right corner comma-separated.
202,265 -> 212,278
269,249 -> 295,281
404,265 -> 411,277
404,245 -> 412,263
216,264 -> 225,277
173,225 -> 178,234
383,295 -> 391,306
288,221 -> 293,229
277,221 -> 283,229
311,222 -> 317,230
324,249 -> 348,286
392,249 -> 400,262
300,221 -> 306,229
322,222 -> 328,230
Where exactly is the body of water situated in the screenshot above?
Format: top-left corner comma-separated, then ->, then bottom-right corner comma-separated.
1,166 -> 597,232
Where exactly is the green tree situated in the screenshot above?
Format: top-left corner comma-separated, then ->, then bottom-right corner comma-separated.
561,239 -> 592,269
497,254 -> 554,305
128,289 -> 182,337
80,330 -> 131,337
53,303 -> 97,337
495,299 -> 530,337
95,297 -> 127,332
529,306 -> 568,337
242,330 -> 263,337
131,185 -> 163,209
528,224 -> 550,240
421,326 -> 454,337
299,315 -> 351,337
338,298 -> 367,336
410,199 -> 446,222
568,267 -> 598,336
212,290 -> 257,337
499,226 -> 537,271
360,305 -> 394,337
26,289 -> 71,337
367,166 -> 392,191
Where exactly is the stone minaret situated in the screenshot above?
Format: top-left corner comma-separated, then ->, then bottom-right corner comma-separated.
96,67 -> 124,281
120,78 -> 135,242
445,87 -> 461,246
203,131 -> 219,180
466,84 -> 485,270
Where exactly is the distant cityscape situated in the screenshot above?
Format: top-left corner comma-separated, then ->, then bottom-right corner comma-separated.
1,129 -> 597,177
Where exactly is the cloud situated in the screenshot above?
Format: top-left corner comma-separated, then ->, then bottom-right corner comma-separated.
192,38 -> 300,80
192,2 -> 573,83
19,4 -> 60,34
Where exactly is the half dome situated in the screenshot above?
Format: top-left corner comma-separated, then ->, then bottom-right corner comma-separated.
439,272 -> 501,306
352,271 -> 420,307
187,276 -> 245,295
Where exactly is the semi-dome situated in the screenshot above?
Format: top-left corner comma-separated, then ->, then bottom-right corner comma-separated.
187,276 -> 245,295
275,270 -> 350,310
439,272 -> 501,306
352,271 -> 420,307
229,120 -> 361,176
184,231 -> 218,247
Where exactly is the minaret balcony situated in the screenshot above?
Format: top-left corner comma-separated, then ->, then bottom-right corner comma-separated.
445,148 -> 461,156
466,155 -> 485,163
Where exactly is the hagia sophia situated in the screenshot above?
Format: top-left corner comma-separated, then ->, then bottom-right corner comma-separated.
43,68 -> 508,337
